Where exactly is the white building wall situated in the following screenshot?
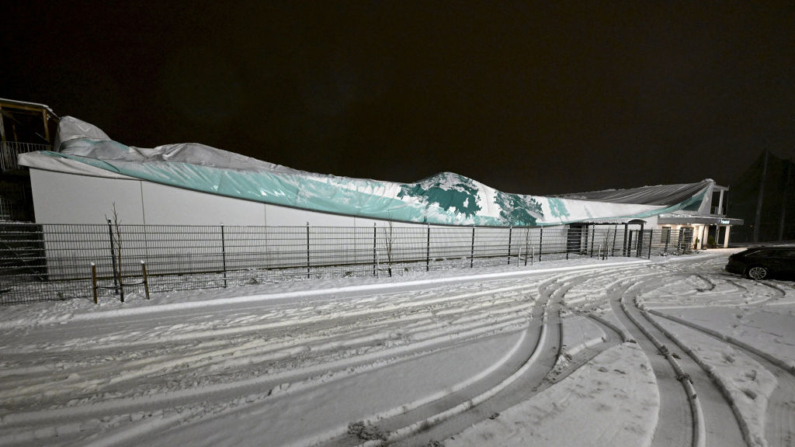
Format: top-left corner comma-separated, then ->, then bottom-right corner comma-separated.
643,215 -> 659,227
264,204 -> 355,227
30,169 -> 145,224
142,182 -> 266,226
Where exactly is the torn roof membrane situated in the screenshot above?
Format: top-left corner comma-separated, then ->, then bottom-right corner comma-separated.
555,182 -> 714,206
19,116 -> 714,227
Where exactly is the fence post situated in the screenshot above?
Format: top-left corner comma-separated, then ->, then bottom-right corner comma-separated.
583,225 -> 589,256
637,224 -> 644,258
470,226 -> 475,268
426,224 -> 431,272
590,225 -> 595,257
538,227 -> 543,262
306,222 -> 310,279
107,219 -> 119,294
679,228 -> 685,254
91,263 -> 98,304
623,223 -> 629,256
373,223 -> 377,277
507,226 -> 512,265
627,231 -> 633,257
565,226 -> 571,260
676,231 -> 681,255
612,225 -> 618,257
221,224 -> 227,288
141,260 -> 150,299
524,228 -> 529,266
648,230 -> 653,259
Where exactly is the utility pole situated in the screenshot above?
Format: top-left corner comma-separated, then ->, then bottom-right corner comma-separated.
753,148 -> 769,243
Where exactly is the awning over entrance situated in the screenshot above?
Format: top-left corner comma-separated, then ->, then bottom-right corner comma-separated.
572,218 -> 648,225
657,213 -> 744,226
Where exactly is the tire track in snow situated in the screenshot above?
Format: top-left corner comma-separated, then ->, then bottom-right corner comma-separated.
370,271 -> 624,447
648,309 -> 795,447
636,255 -> 793,447
642,257 -> 785,308
0,278 -> 555,446
115,289 -> 548,447
1,280 -> 542,353
378,277 -> 565,447
0,282 -> 544,406
1,255 -> 769,447
611,281 -> 697,447
0,322 -> 531,446
624,277 -> 749,447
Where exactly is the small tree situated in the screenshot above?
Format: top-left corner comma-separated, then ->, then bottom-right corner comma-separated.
106,203 -> 125,301
382,222 -> 394,277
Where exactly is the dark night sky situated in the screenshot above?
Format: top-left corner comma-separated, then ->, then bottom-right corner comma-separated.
3,2 -> 794,195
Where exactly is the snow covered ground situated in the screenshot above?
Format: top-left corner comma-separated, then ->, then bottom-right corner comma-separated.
1,249 -> 794,447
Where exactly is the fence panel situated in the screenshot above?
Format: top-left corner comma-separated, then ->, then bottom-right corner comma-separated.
0,223 -> 695,305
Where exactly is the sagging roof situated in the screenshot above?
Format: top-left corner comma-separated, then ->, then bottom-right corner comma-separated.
556,181 -> 716,206
19,116 -> 713,227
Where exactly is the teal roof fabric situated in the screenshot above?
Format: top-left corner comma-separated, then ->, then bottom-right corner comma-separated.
20,116 -> 713,227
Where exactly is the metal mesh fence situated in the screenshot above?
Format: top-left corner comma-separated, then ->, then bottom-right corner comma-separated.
0,223 -> 694,305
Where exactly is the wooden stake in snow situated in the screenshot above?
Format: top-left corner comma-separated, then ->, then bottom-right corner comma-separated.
91,263 -> 98,304
141,260 -> 150,300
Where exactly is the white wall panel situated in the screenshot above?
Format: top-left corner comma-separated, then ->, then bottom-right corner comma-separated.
141,182 -> 265,226
264,204 -> 355,227
353,217 -> 425,228
30,169 -> 145,224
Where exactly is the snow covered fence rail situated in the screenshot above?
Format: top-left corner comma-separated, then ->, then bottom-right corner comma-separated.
0,223 -> 692,304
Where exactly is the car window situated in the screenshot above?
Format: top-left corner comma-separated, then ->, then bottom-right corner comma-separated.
749,249 -> 795,258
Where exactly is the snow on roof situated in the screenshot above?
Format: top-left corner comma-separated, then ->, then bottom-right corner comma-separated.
19,117 -> 713,227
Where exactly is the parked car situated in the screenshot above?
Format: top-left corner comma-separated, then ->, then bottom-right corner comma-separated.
725,246 -> 795,280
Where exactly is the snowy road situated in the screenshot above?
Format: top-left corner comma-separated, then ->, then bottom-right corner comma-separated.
1,251 -> 795,446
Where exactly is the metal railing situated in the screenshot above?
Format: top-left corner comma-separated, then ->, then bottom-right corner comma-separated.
0,223 -> 694,305
0,141 -> 52,171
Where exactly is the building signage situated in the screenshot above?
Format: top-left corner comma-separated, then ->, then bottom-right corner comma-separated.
720,219 -> 730,225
